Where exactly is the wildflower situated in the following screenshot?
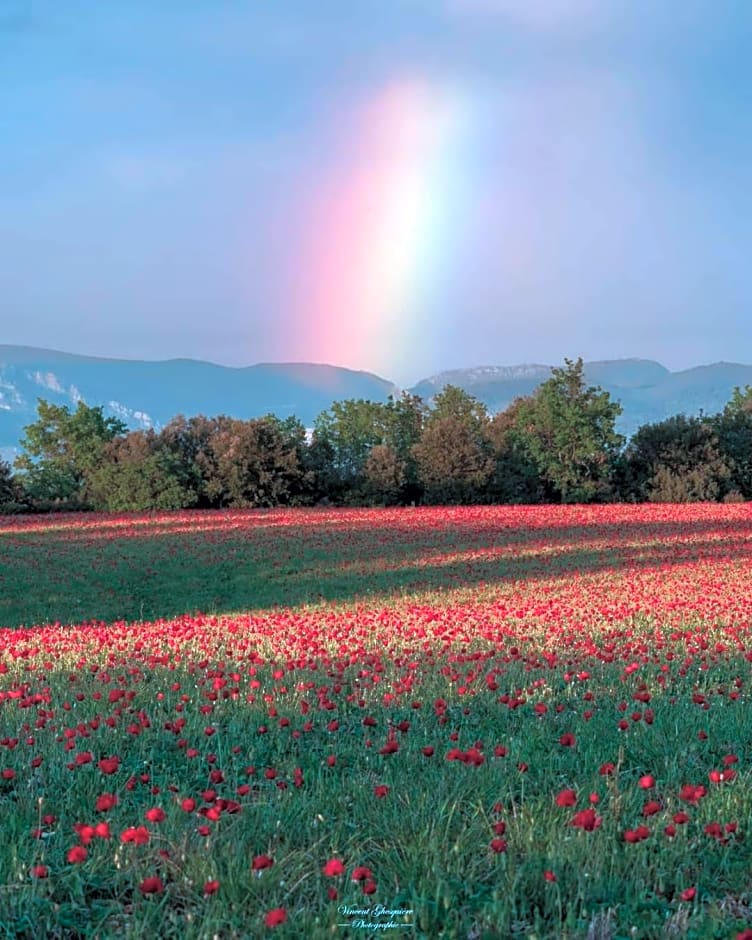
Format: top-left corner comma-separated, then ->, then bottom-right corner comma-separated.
555,789 -> 577,807
265,908 -> 287,927
571,808 -> 602,831
95,793 -> 117,812
139,876 -> 164,895
323,858 -> 344,877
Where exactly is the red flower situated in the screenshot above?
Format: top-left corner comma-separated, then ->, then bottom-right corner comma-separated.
624,826 -> 650,843
181,798 -> 196,812
323,858 -> 344,877
203,880 -> 220,896
139,876 -> 164,895
642,800 -> 661,817
373,785 -> 389,798
351,866 -> 373,882
680,887 -> 696,901
121,825 -> 150,845
31,865 -> 48,878
570,808 -> 602,831
555,788 -> 577,807
98,757 -> 119,775
599,762 -> 616,776
544,870 -> 557,882
144,807 -> 166,824
252,854 -> 274,871
638,775 -> 655,789
67,845 -> 87,864
264,908 -> 287,928
422,746 -> 435,757
678,784 -> 706,804
95,793 -> 117,812
559,733 -> 576,747
490,838 -> 507,853
362,879 -> 377,895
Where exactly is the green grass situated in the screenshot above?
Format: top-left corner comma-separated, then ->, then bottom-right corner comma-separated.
0,507 -> 750,938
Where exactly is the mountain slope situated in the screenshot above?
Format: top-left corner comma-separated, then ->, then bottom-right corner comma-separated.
0,346 -> 398,459
2,347 -> 751,459
410,359 -> 752,438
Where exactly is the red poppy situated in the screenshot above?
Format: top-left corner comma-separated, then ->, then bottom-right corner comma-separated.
264,908 -> 287,927
570,808 -> 602,831
139,876 -> 164,895
95,793 -> 117,812
121,826 -> 150,845
555,789 -> 577,807
323,858 -> 344,877
66,846 -> 87,864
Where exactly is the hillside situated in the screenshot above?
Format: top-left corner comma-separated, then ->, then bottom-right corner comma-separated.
411,359 -> 751,437
2,348 -> 751,458
0,346 -> 398,459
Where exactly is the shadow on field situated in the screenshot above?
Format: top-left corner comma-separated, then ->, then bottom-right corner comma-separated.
1,509 -> 751,628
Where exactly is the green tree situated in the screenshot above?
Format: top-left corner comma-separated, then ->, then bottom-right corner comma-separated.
413,415 -> 494,504
0,459 -> 27,512
621,414 -> 731,503
487,399 -> 547,503
86,431 -> 197,512
380,393 -> 427,503
15,399 -> 127,506
363,444 -> 405,505
512,359 -> 623,502
712,386 -> 752,498
412,387 -> 494,504
312,400 -> 388,500
206,417 -> 306,508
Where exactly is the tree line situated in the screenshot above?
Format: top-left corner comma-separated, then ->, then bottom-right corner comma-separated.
2,358 -> 751,513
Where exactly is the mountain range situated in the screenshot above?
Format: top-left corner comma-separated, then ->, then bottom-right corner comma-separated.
1,345 -> 751,460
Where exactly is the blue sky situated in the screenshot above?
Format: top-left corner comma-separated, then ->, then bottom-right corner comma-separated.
1,0 -> 751,383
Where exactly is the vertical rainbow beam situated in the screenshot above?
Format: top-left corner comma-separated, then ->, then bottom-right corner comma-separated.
294,78 -> 467,377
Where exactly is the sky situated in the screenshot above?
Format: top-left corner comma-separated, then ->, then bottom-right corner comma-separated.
1,0 -> 752,384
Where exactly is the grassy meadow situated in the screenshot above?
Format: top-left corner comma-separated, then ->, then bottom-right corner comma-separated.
0,504 -> 751,939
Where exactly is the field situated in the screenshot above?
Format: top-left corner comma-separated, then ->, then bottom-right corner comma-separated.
1,505 -> 752,939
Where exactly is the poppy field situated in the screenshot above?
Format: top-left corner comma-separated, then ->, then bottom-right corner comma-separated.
1,504 -> 752,939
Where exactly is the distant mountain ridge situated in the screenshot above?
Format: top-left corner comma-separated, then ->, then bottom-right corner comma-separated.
1,347 -> 751,458
0,346 -> 398,460
410,358 -> 752,438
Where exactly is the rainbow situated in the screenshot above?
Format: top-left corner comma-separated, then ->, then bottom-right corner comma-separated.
290,77 -> 469,380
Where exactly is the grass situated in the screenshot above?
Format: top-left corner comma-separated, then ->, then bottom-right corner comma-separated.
0,504 -> 751,938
